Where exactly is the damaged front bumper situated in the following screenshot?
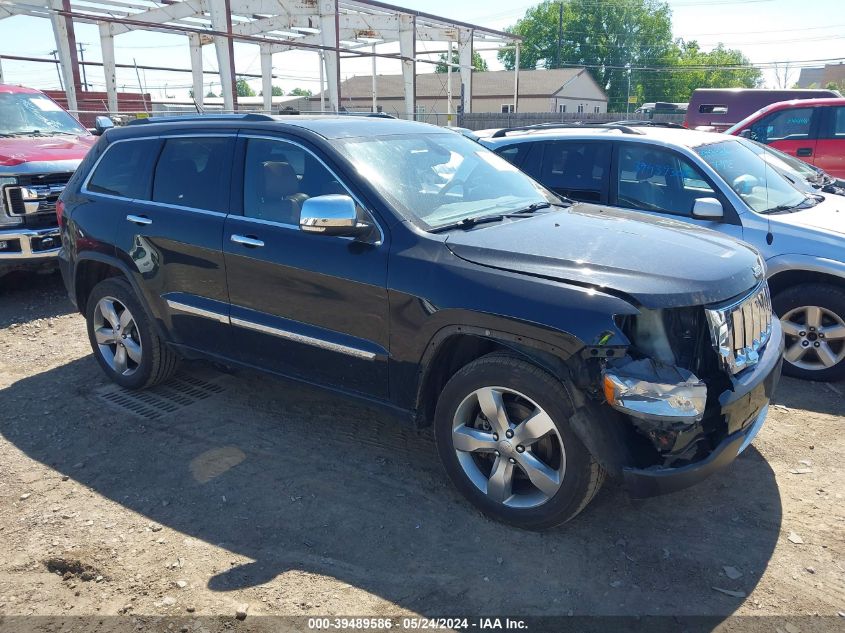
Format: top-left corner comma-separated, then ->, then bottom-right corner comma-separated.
618,318 -> 783,498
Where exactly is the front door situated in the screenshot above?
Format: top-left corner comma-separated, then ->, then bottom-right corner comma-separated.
750,106 -> 819,163
609,142 -> 744,241
223,135 -> 390,398
112,133 -> 235,354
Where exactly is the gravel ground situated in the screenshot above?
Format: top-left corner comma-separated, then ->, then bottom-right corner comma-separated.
0,272 -> 843,630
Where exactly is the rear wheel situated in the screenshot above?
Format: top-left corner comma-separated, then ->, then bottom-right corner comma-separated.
774,283 -> 845,382
434,353 -> 604,530
85,277 -> 179,389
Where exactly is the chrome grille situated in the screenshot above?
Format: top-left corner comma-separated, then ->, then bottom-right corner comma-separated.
4,181 -> 68,216
705,282 -> 773,374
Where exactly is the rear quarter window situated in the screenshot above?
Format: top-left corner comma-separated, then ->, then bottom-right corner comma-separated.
86,139 -> 160,199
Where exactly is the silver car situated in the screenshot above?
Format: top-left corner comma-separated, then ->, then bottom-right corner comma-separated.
479,123 -> 845,381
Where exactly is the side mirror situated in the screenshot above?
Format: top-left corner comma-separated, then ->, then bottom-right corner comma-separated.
692,197 -> 724,220
739,129 -> 752,139
300,194 -> 370,237
93,116 -> 114,136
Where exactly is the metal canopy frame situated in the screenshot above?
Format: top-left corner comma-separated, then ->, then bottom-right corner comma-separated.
0,0 -> 520,118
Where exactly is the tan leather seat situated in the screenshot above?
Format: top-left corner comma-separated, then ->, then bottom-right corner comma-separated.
255,161 -> 309,225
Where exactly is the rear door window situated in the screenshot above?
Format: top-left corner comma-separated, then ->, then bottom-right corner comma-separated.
86,139 -> 160,199
820,106 -> 845,139
750,107 -> 814,142
537,141 -> 610,203
152,137 -> 232,211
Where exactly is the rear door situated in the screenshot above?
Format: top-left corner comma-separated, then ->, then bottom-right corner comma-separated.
814,105 -> 845,179
112,133 -> 235,354
749,106 -> 820,162
223,134 -> 390,398
519,140 -> 611,203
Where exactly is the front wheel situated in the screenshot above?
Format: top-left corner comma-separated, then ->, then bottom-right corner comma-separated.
774,283 -> 845,382
433,353 -> 604,530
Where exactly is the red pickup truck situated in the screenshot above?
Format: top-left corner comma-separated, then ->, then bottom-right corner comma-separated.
726,97 -> 845,180
0,84 -> 97,278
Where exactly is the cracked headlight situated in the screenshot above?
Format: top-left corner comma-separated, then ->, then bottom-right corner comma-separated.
603,359 -> 707,423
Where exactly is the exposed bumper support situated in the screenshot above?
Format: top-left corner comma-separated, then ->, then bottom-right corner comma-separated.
622,318 -> 784,498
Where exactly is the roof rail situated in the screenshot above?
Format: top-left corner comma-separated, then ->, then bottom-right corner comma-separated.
607,120 -> 686,129
490,122 -> 643,138
337,111 -> 397,119
127,113 -> 275,125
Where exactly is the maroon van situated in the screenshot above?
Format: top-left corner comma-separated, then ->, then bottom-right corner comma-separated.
684,88 -> 841,132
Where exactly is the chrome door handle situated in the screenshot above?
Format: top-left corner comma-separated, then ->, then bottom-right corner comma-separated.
126,214 -> 152,226
230,234 -> 264,248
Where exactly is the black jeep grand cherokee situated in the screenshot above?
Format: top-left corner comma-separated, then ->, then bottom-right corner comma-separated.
58,114 -> 783,530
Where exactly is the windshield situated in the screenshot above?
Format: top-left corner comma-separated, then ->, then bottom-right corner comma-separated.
747,139 -> 819,180
695,140 -> 808,213
332,132 -> 555,229
0,92 -> 88,137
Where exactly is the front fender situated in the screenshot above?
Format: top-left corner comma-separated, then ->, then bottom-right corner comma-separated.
766,253 -> 845,280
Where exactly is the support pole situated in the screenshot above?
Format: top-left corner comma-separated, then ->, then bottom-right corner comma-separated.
319,0 -> 339,112
458,28 -> 473,115
99,23 -> 118,115
260,45 -> 272,113
319,50 -> 325,112
446,40 -> 452,127
399,13 -> 415,120
50,0 -> 79,112
513,42 -> 520,114
189,33 -> 204,109
209,0 -> 235,112
0,57 -> 4,84
371,43 -> 377,113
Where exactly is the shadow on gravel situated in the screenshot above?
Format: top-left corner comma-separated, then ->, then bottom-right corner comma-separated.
771,376 -> 845,417
0,358 -> 783,618
0,272 -> 73,326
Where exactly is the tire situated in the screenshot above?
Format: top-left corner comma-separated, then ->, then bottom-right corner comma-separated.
85,277 -> 179,389
433,353 -> 604,530
773,283 -> 845,382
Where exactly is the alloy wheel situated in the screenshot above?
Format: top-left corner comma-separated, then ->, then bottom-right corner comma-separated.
781,305 -> 845,371
93,296 -> 143,376
451,386 -> 565,509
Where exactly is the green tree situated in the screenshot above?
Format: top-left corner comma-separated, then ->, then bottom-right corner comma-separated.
435,50 -> 489,73
498,0 -> 675,110
205,90 -> 217,98
260,85 -> 284,96
288,87 -> 313,97
236,78 -> 255,97
655,40 -> 761,103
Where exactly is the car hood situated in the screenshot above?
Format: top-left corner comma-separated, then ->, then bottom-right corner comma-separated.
445,204 -> 763,309
766,195 -> 845,237
0,134 -> 94,167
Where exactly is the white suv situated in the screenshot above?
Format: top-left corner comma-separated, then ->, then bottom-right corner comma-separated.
478,122 -> 845,381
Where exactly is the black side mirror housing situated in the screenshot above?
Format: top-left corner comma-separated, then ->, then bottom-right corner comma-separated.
93,116 -> 115,136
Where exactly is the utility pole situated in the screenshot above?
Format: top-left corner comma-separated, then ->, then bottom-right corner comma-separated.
557,2 -> 563,69
626,63 -> 632,116
77,43 -> 89,91
50,50 -> 64,89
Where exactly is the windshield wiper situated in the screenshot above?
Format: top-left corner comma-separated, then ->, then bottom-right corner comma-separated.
761,196 -> 820,214
431,202 -> 553,233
